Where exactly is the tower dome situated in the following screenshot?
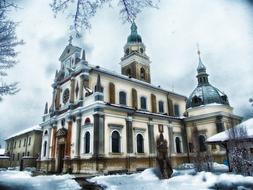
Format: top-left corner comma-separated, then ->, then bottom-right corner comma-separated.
186,50 -> 230,109
127,21 -> 142,43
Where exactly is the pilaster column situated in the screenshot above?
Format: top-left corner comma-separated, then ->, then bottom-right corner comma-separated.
51,88 -> 56,111
70,77 -> 75,103
93,113 -> 104,156
65,118 -> 73,158
51,123 -> 57,159
126,117 -> 133,153
148,119 -> 155,154
74,115 -> 82,158
167,125 -> 174,154
46,128 -> 52,159
79,75 -> 84,100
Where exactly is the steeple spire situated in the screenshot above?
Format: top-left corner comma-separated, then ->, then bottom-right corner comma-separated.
127,21 -> 142,43
95,74 -> 103,93
131,21 -> 138,35
196,44 -> 206,73
196,45 -> 209,86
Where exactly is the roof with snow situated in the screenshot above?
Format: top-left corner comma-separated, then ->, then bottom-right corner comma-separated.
0,149 -> 5,155
91,65 -> 187,99
207,118 -> 253,143
5,125 -> 42,140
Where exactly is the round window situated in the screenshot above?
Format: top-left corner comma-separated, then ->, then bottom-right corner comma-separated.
63,89 -> 70,104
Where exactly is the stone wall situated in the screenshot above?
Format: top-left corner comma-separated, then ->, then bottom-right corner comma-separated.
22,157 -> 37,169
0,157 -> 10,168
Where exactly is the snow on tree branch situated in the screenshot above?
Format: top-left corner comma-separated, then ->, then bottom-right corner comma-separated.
50,0 -> 159,36
118,0 -> 158,23
0,0 -> 23,97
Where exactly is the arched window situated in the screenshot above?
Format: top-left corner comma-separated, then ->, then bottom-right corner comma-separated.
199,135 -> 207,152
119,91 -> 127,105
137,134 -> 144,153
175,137 -> 182,153
140,67 -> 145,79
84,132 -> 90,153
43,141 -> 47,157
85,117 -> 91,125
44,130 -> 48,135
112,131 -> 120,153
158,101 -> 164,113
140,97 -> 147,110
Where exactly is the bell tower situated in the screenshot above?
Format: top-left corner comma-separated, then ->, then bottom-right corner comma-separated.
120,22 -> 151,83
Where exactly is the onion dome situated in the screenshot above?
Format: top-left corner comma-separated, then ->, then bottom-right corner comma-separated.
127,21 -> 142,43
186,50 -> 230,109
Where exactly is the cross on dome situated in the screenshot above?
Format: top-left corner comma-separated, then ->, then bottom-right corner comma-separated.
68,36 -> 73,45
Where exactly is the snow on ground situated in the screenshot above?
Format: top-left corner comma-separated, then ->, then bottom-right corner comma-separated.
0,148 -> 5,155
0,170 -> 81,190
90,167 -> 253,190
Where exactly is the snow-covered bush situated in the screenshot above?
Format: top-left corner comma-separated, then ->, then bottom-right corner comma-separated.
227,125 -> 253,176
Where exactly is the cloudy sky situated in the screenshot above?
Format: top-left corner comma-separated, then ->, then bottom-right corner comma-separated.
1,0 -> 253,146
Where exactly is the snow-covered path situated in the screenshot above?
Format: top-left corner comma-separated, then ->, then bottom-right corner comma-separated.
90,168 -> 253,190
1,167 -> 253,190
0,171 -> 81,190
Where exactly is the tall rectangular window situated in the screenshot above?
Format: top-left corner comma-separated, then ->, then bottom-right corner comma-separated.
158,101 -> 164,113
119,91 -> 127,105
140,97 -> 147,110
216,123 -> 224,133
23,139 -> 26,147
174,104 -> 180,116
28,137 -> 31,145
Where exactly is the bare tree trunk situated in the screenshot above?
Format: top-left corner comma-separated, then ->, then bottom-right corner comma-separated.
192,126 -> 213,172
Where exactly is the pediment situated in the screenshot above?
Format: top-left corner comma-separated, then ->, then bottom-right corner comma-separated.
59,44 -> 81,62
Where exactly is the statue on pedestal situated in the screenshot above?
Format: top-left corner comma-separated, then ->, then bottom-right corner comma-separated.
156,125 -> 173,179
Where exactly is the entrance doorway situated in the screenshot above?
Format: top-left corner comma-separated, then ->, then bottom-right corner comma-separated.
57,144 -> 65,173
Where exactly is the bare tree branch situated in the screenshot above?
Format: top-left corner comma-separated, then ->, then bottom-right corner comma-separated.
50,0 -> 159,36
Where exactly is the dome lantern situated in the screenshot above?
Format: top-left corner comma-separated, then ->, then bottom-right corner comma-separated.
186,49 -> 230,109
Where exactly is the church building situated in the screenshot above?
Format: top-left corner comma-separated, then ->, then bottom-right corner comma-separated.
39,22 -> 241,174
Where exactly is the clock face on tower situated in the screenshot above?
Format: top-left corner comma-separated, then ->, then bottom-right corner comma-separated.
63,89 -> 70,104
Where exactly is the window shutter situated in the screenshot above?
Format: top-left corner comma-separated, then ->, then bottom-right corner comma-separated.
109,82 -> 115,104
167,97 -> 174,116
132,88 -> 138,109
151,94 -> 157,113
